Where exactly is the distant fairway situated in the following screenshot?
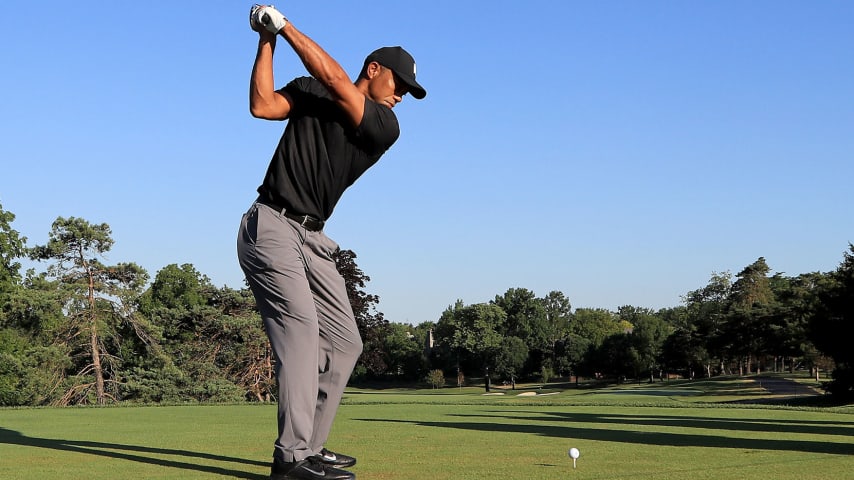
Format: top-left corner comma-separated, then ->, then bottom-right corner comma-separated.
1,375 -> 852,479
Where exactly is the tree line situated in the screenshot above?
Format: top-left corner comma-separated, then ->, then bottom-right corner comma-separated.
1,203 -> 852,405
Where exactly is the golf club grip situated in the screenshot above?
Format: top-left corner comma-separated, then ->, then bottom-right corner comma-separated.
261,13 -> 270,26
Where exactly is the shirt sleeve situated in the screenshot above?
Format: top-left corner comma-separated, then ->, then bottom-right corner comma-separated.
282,77 -> 325,119
356,99 -> 400,156
284,77 -> 400,155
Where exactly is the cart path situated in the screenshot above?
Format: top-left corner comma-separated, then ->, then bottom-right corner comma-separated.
752,375 -> 822,396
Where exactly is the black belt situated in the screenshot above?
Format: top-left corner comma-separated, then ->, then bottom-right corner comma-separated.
258,200 -> 325,231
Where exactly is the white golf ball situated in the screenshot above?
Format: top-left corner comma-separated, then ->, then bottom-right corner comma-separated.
568,447 -> 580,459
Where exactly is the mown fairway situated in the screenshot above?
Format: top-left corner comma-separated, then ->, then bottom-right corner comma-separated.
1,376 -> 852,479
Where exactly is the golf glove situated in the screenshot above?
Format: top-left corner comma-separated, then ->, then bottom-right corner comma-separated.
249,4 -> 264,31
250,4 -> 287,34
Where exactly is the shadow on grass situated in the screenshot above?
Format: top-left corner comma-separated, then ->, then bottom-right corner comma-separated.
484,410 -> 854,437
726,395 -> 850,408
0,427 -> 268,479
357,410 -> 854,456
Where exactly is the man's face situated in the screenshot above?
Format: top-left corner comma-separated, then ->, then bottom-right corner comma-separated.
368,64 -> 408,109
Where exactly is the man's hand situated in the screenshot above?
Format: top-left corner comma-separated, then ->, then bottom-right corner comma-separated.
249,4 -> 265,32
249,4 -> 288,34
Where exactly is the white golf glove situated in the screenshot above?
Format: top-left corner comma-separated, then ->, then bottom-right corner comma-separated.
249,4 -> 287,34
249,4 -> 265,32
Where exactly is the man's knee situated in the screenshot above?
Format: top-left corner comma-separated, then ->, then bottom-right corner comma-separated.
336,328 -> 362,360
350,335 -> 364,358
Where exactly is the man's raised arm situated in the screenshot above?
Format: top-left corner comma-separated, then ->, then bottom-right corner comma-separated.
251,5 -> 366,127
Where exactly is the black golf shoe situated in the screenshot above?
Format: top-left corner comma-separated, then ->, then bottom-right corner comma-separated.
270,456 -> 355,480
314,448 -> 357,468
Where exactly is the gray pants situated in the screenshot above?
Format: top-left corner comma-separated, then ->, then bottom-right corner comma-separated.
237,202 -> 363,463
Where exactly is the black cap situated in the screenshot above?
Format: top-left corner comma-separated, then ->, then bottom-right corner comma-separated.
364,46 -> 426,99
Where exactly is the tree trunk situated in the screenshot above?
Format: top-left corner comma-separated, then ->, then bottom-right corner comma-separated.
88,268 -> 106,404
91,317 -> 105,404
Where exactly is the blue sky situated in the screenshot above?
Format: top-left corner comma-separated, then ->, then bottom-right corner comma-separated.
2,2 -> 852,324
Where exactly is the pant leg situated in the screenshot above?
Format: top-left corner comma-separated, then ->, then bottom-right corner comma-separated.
303,230 -> 363,452
237,202 -> 319,463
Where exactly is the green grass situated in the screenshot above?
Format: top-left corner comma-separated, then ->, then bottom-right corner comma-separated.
1,376 -> 852,479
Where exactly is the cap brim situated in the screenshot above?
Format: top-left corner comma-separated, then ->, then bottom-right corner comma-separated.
398,73 -> 426,99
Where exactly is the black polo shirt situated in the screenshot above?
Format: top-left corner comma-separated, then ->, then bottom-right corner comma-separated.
257,76 -> 400,221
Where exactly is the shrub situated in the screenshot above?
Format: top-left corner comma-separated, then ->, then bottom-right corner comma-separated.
426,369 -> 445,389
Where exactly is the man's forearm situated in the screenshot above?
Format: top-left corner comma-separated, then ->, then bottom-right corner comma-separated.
249,35 -> 287,119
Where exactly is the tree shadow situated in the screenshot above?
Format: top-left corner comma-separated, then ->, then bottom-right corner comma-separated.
0,427 -> 268,479
356,410 -> 854,456
475,410 -> 854,438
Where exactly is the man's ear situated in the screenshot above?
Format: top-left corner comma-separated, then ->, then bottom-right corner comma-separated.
365,61 -> 383,79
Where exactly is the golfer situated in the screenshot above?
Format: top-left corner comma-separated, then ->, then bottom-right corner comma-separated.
237,5 -> 426,480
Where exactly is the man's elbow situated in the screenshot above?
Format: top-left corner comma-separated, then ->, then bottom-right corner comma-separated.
249,103 -> 281,120
250,93 -> 290,120
249,104 -> 266,119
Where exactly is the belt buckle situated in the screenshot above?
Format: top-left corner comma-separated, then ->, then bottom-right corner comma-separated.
300,216 -> 312,228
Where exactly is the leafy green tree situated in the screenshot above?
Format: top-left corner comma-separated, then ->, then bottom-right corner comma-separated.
660,329 -> 706,379
2,273 -> 65,339
726,257 -> 774,374
134,265 -> 260,403
541,290 -> 572,366
434,301 -> 506,376
809,244 -> 854,399
29,217 -> 152,405
426,369 -> 445,389
334,249 -> 390,378
491,336 -> 528,387
212,285 -> 272,401
682,271 -> 732,376
139,263 -> 208,312
132,263 -> 208,402
586,333 -> 639,381
137,263 -> 212,345
540,365 -> 554,385
655,305 -> 702,378
0,202 -> 26,297
569,308 -> 628,379
657,306 -> 690,331
581,306 -> 670,383
0,327 -> 70,406
622,308 -> 673,382
205,293 -> 271,403
492,288 -> 549,355
570,308 -> 623,348
0,272 -> 73,406
0,201 -> 31,404
382,322 -> 428,380
766,272 -> 822,373
555,333 -> 590,380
